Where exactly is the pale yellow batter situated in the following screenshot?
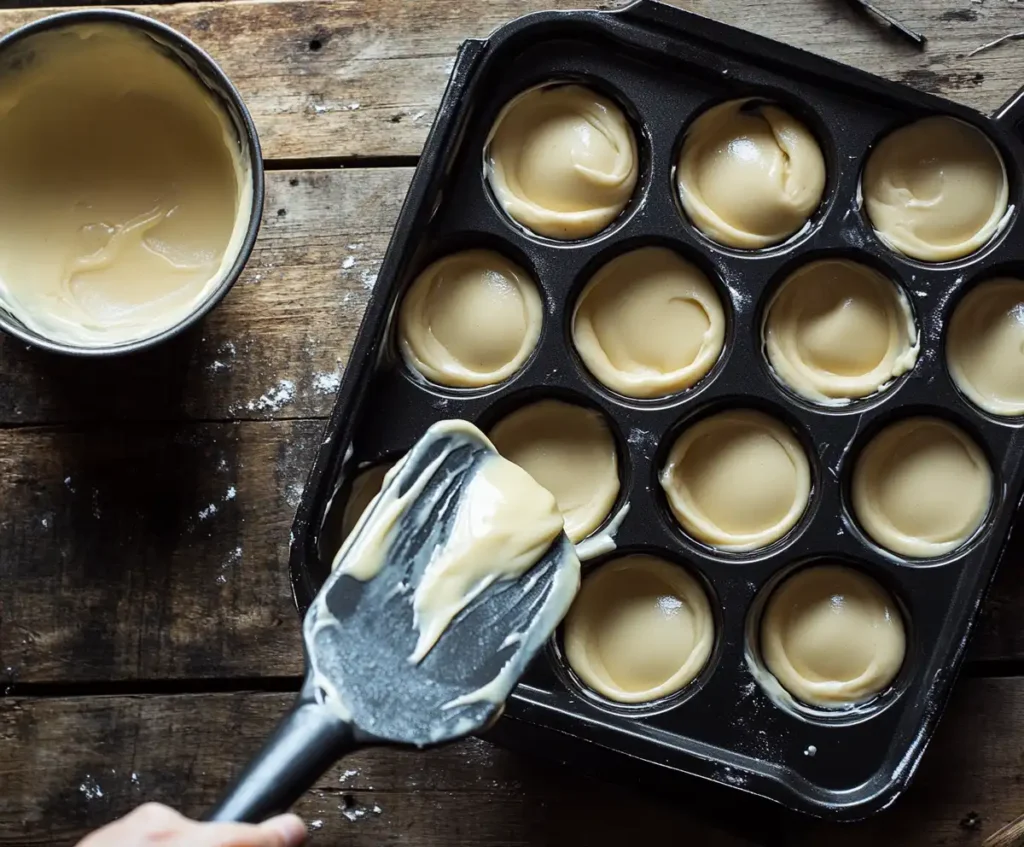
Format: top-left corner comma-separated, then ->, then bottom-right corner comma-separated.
863,116 -> 1008,262
763,259 -> 918,403
398,250 -> 542,388
660,410 -> 811,551
485,84 -> 638,240
563,555 -> 713,703
677,99 -> 826,249
761,565 -> 905,707
489,399 -> 619,543
328,420 -> 577,665
852,417 -> 991,558
0,24 -> 252,347
572,247 -> 725,398
947,278 -> 1024,416
339,463 -> 394,545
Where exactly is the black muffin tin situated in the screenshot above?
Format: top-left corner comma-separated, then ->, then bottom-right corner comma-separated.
290,0 -> 1024,820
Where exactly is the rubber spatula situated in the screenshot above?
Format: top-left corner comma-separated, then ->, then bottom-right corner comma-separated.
208,420 -> 581,823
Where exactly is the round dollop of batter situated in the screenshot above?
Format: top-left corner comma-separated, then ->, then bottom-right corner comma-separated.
485,84 -> 638,240
489,399 -> 619,543
339,463 -> 394,546
563,555 -> 714,703
760,564 -> 905,707
677,99 -> 826,249
852,417 -> 992,558
398,250 -> 542,388
863,116 -> 1008,262
661,410 -> 811,552
572,247 -> 725,398
764,259 -> 919,403
0,23 -> 253,347
947,278 -> 1024,416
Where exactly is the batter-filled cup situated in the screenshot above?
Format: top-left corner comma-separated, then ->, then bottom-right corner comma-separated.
0,13 -> 262,354
660,409 -> 811,552
759,564 -> 905,708
852,417 -> 992,558
862,116 -> 1008,262
563,554 -> 714,703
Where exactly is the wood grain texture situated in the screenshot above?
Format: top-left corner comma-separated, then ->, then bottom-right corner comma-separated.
0,0 -> 1021,161
1,678 -> 1022,846
0,420 -> 313,684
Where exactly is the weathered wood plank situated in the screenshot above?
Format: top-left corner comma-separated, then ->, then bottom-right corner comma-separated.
0,1 -> 1020,161
0,420 -> 313,684
0,413 -> 1022,686
0,168 -> 407,426
0,679 -> 1021,846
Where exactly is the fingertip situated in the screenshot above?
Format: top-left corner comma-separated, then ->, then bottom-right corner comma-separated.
259,813 -> 307,846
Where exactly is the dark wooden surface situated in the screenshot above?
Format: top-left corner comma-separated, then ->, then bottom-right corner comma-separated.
1,1 -> 1024,844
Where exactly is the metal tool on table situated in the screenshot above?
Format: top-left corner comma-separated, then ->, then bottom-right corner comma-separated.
208,421 -> 580,823
844,0 -> 926,48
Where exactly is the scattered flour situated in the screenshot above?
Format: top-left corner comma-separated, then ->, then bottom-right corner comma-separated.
309,820 -> 324,832
286,482 -> 305,508
225,486 -> 237,501
339,768 -> 359,783
313,371 -> 342,394
342,256 -> 356,270
246,379 -> 296,413
360,269 -> 378,289
78,775 -> 104,801
199,503 -> 218,521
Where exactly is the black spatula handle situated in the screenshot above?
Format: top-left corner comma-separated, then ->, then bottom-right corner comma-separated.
207,687 -> 360,822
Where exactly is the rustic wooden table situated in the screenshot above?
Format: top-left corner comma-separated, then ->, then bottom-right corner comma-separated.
1,0 -> 1023,844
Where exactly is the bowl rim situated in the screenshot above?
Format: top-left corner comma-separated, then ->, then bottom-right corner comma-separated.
0,8 -> 265,357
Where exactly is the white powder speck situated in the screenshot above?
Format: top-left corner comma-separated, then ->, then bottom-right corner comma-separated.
130,772 -> 140,787
221,341 -> 237,356
372,804 -> 382,815
217,457 -> 229,472
412,110 -> 427,122
346,242 -> 363,251
40,517 -> 49,528
225,486 -> 237,501
360,269 -> 377,289
342,292 -> 354,305
342,256 -> 356,270
64,476 -> 76,493
246,379 -> 296,413
312,103 -> 331,114
340,805 -> 365,822
339,768 -> 358,783
79,775 -> 104,801
199,503 -> 218,521
805,745 -> 817,757
215,575 -> 227,585
208,360 -> 227,372
313,371 -> 342,394
309,820 -> 324,832
343,102 -> 360,111
286,482 -> 305,507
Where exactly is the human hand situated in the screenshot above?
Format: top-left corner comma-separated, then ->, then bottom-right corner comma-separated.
76,803 -> 307,847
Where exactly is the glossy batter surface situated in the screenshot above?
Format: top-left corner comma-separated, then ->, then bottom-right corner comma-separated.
947,278 -> 1024,416
399,250 -> 542,387
764,259 -> 918,403
0,24 -> 251,346
863,116 -> 1008,262
852,417 -> 991,557
677,99 -> 826,249
339,463 -> 394,545
563,555 -> 713,703
660,409 -> 811,551
761,565 -> 905,707
489,399 -> 619,543
485,84 -> 638,240
572,246 -> 725,398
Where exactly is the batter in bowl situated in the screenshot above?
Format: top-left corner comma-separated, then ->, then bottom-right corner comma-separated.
947,278 -> 1024,416
489,399 -> 619,543
660,409 -> 811,552
852,417 -> 991,558
0,23 -> 252,347
563,554 -> 714,703
677,99 -> 826,249
572,246 -> 726,399
398,249 -> 542,388
760,564 -> 905,707
763,259 -> 918,403
862,116 -> 1008,262
485,84 -> 638,240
